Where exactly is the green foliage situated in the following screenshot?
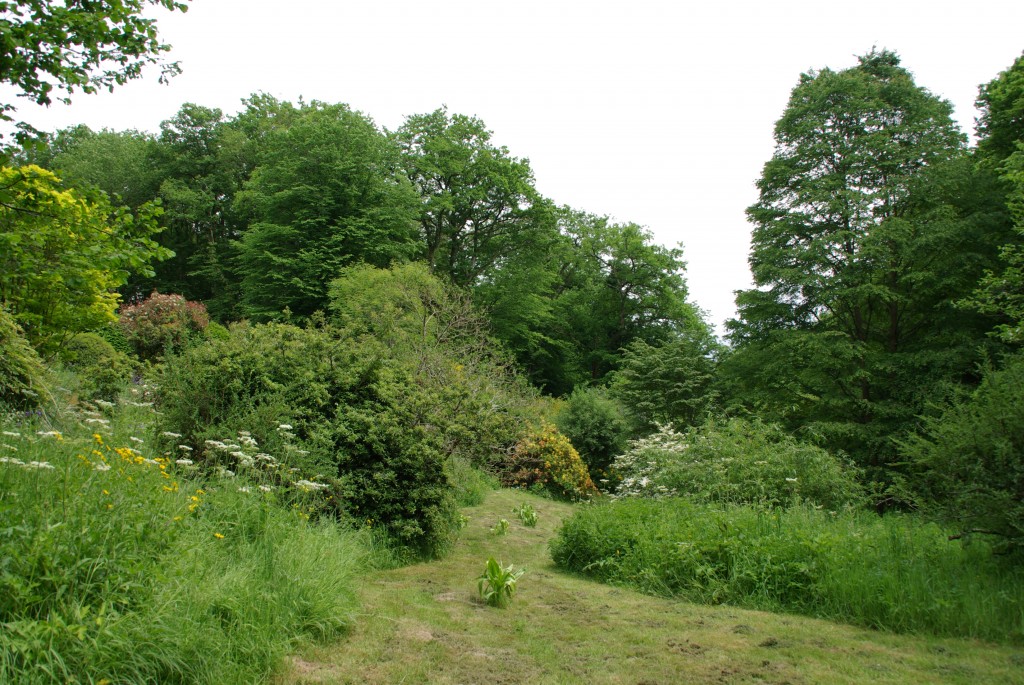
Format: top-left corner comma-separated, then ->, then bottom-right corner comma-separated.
0,308 -> 50,408
477,557 -> 525,609
611,419 -> 864,510
490,518 -> 510,536
513,502 -> 538,527
0,0 -> 189,145
503,424 -> 599,500
0,165 -> 172,354
0,404 -> 366,684
551,498 -> 1024,642
233,102 -> 420,320
555,385 -> 629,480
728,50 -> 1010,480
609,334 -> 720,433
118,290 -> 210,361
901,352 -> 1024,554
58,332 -> 133,401
445,456 -> 498,507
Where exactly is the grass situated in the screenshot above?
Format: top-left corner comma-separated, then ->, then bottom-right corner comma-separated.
275,489 -> 1024,685
551,498 -> 1024,644
0,394 -> 367,684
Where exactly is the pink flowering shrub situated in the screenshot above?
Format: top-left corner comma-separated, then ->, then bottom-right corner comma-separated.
119,291 -> 209,361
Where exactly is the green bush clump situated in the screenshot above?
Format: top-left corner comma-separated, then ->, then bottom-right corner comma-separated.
612,418 -> 863,510
119,291 -> 210,361
555,386 -> 629,485
502,424 -> 599,500
901,352 -> 1024,554
551,498 -> 1024,642
0,308 -> 50,408
156,321 -> 461,557
59,332 -> 133,401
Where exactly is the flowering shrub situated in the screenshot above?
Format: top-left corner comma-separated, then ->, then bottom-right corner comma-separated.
503,424 -> 598,500
610,418 -> 864,509
119,291 -> 210,361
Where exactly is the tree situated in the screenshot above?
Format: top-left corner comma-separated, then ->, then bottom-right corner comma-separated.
0,0 -> 189,144
727,50 -> 999,478
0,164 -> 170,353
554,209 -> 706,384
233,103 -> 420,320
393,107 -> 550,288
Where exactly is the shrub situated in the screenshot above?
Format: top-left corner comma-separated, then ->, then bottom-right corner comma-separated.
611,418 -> 863,510
502,424 -> 598,500
551,498 -> 1024,642
59,332 -> 133,401
0,308 -> 50,409
119,291 -> 209,361
901,352 -> 1024,554
555,386 -> 629,484
156,321 -> 462,557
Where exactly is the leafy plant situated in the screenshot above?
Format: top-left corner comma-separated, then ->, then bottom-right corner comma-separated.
477,557 -> 525,608
118,290 -> 209,361
502,424 -> 598,500
491,518 -> 510,536
514,503 -> 538,527
610,418 -> 863,510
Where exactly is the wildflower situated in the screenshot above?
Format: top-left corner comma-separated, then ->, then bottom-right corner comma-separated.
1,444 -> 16,452
102,489 -> 110,495
130,436 -> 144,444
294,479 -> 329,491
1,431 -> 20,438
27,461 -> 55,469
259,485 -> 273,493
214,532 -> 224,539
162,431 -> 182,439
238,486 -> 251,493
785,477 -> 798,483
176,458 -> 194,466
0,456 -> 25,465
36,430 -> 62,440
94,399 -> 115,409
94,463 -> 112,472
84,418 -> 110,426
277,423 -> 293,431
178,445 -> 193,452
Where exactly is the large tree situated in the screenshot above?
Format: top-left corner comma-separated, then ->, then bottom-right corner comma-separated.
232,102 -> 420,320
0,0 -> 188,144
726,50 -> 1006,479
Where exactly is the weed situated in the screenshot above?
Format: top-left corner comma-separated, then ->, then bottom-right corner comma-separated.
477,557 -> 525,608
514,502 -> 538,527
491,518 -> 510,535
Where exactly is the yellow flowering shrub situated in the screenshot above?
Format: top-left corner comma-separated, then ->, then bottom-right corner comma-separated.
504,424 -> 598,500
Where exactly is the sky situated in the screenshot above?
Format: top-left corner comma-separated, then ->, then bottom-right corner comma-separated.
7,0 -> 1024,334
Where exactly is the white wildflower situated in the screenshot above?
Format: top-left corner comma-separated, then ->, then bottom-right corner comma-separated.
162,431 -> 182,439
2,431 -> 20,438
1,456 -> 25,465
94,463 -> 111,472
277,424 -> 293,431
259,485 -> 273,493
130,436 -> 144,444
238,486 -> 251,493
94,399 -> 115,409
27,461 -> 55,469
36,431 -> 61,439
178,445 -> 193,452
294,479 -> 328,491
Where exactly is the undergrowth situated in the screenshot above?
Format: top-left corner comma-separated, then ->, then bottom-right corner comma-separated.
551,497 -> 1024,643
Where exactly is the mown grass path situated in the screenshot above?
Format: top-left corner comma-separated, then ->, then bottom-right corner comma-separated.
276,490 -> 1023,684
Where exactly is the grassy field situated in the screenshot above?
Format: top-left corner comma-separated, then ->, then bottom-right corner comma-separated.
275,489 -> 1024,685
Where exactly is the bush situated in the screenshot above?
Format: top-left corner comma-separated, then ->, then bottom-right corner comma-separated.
611,418 -> 864,510
551,498 -> 1024,642
119,291 -> 209,361
0,308 -> 50,409
156,321 -> 462,557
59,332 -> 133,401
901,352 -> 1024,554
555,386 -> 629,485
502,424 -> 598,500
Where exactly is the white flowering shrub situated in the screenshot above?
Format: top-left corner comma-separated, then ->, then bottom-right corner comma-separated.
610,418 -> 864,509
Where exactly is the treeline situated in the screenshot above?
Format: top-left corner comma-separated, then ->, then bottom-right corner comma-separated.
3,48 -> 1024,552
11,101 -> 707,396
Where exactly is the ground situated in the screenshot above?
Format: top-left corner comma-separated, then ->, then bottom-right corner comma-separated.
274,489 -> 1024,685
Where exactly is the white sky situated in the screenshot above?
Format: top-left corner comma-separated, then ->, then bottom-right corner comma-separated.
7,0 -> 1024,334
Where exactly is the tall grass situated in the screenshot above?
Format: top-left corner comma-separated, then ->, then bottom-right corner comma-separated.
551,498 -> 1024,643
0,393 -> 367,684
